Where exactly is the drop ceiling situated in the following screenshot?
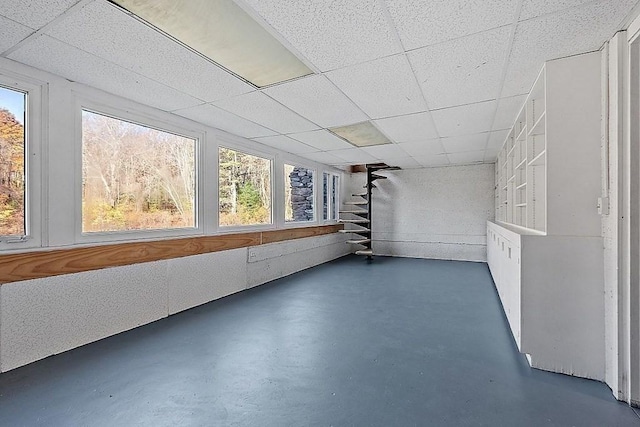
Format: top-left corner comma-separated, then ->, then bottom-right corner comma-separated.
1,0 -> 638,169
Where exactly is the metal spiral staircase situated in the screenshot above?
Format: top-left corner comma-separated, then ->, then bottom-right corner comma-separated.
338,163 -> 399,259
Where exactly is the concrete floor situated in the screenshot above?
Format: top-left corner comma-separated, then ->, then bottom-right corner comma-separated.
0,255 -> 638,426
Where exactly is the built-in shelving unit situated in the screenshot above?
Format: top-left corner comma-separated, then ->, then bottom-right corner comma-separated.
487,52 -> 605,381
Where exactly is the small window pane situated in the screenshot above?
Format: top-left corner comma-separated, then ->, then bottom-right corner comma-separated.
219,147 -> 272,226
0,86 -> 26,236
332,175 -> 339,220
322,172 -> 329,221
82,111 -> 196,233
285,164 -> 314,222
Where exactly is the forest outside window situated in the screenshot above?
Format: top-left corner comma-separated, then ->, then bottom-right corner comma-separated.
0,85 -> 26,237
331,174 -> 340,221
219,147 -> 272,227
322,172 -> 329,221
285,164 -> 314,223
81,110 -> 196,233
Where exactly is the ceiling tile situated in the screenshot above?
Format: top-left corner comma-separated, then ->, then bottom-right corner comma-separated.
253,135 -> 319,154
326,54 -> 427,119
431,100 -> 497,137
442,133 -> 490,153
44,0 -> 253,102
519,0 -> 593,21
0,0 -> 78,29
414,154 -> 450,167
388,157 -> 422,169
263,75 -> 367,128
502,0 -> 638,96
493,95 -> 527,130
408,27 -> 511,110
328,148 -> 378,164
385,0 -> 518,50
242,0 -> 401,71
0,16 -> 33,53
173,103 -> 277,138
287,130 -> 353,151
297,151 -> 345,165
8,35 -> 202,111
487,130 -> 510,150
361,144 -> 410,160
374,112 -> 439,142
485,148 -> 501,161
447,150 -> 486,165
398,139 -> 446,157
213,91 -> 319,134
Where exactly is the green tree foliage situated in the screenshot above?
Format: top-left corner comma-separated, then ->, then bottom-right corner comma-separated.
0,107 -> 25,236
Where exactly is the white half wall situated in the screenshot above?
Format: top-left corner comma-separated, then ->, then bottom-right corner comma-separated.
0,234 -> 350,372
345,164 -> 495,262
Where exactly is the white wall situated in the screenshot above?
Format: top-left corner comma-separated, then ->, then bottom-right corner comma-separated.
0,233 -> 350,372
345,164 -> 495,262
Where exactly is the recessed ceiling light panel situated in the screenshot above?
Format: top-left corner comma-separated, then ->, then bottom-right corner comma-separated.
110,0 -> 313,87
329,121 -> 392,147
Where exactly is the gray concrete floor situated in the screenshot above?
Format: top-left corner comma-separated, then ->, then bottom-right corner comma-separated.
0,255 -> 638,426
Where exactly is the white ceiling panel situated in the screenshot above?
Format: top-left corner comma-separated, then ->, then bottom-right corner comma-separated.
388,157 -> 421,169
329,148 -> 378,164
374,112 -> 439,143
487,130 -> 510,150
408,27 -> 511,110
447,150 -> 486,165
263,74 -> 367,128
253,134 -> 319,154
8,35 -> 202,111
0,16 -> 33,53
519,0 -> 593,21
297,151 -> 345,165
431,100 -> 497,137
414,154 -> 450,168
398,139 -> 446,157
0,0 -> 78,29
287,130 -> 353,151
173,103 -> 277,139
502,0 -> 638,96
493,95 -> 527,130
326,54 -> 427,119
213,91 -> 319,134
242,0 -> 401,71
361,144 -> 410,160
45,0 -> 253,102
385,0 -> 518,50
442,133 -> 490,153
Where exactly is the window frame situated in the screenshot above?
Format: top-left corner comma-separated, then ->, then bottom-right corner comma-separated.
0,73 -> 44,252
282,161 -> 318,227
330,173 -> 341,222
75,99 -> 204,244
217,144 -> 276,232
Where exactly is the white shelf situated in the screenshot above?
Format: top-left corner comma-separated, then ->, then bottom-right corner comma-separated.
528,150 -> 546,167
528,111 -> 546,136
515,158 -> 527,170
516,182 -> 527,190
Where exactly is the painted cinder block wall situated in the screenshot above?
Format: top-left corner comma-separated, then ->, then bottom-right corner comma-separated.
345,164 -> 495,262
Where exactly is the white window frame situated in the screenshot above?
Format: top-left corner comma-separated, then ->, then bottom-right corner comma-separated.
75,99 -> 204,244
0,73 -> 44,252
282,161 -> 317,227
217,144 -> 276,233
330,173 -> 341,222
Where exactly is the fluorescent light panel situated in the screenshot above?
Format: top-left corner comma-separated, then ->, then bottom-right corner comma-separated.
111,0 -> 313,87
329,121 -> 392,147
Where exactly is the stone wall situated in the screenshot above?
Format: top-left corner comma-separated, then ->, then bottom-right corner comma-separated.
288,167 -> 314,221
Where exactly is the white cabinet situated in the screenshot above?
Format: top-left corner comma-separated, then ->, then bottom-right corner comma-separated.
488,52 -> 604,381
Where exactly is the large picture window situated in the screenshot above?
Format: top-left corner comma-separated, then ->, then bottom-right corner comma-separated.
81,110 -> 196,233
0,85 -> 26,237
219,147 -> 272,226
284,164 -> 314,223
322,172 -> 329,221
331,174 -> 340,221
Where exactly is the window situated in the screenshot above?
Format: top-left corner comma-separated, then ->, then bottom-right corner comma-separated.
81,110 -> 196,233
284,164 -> 314,223
322,172 -> 329,221
219,147 -> 272,227
0,85 -> 26,237
331,174 -> 340,221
